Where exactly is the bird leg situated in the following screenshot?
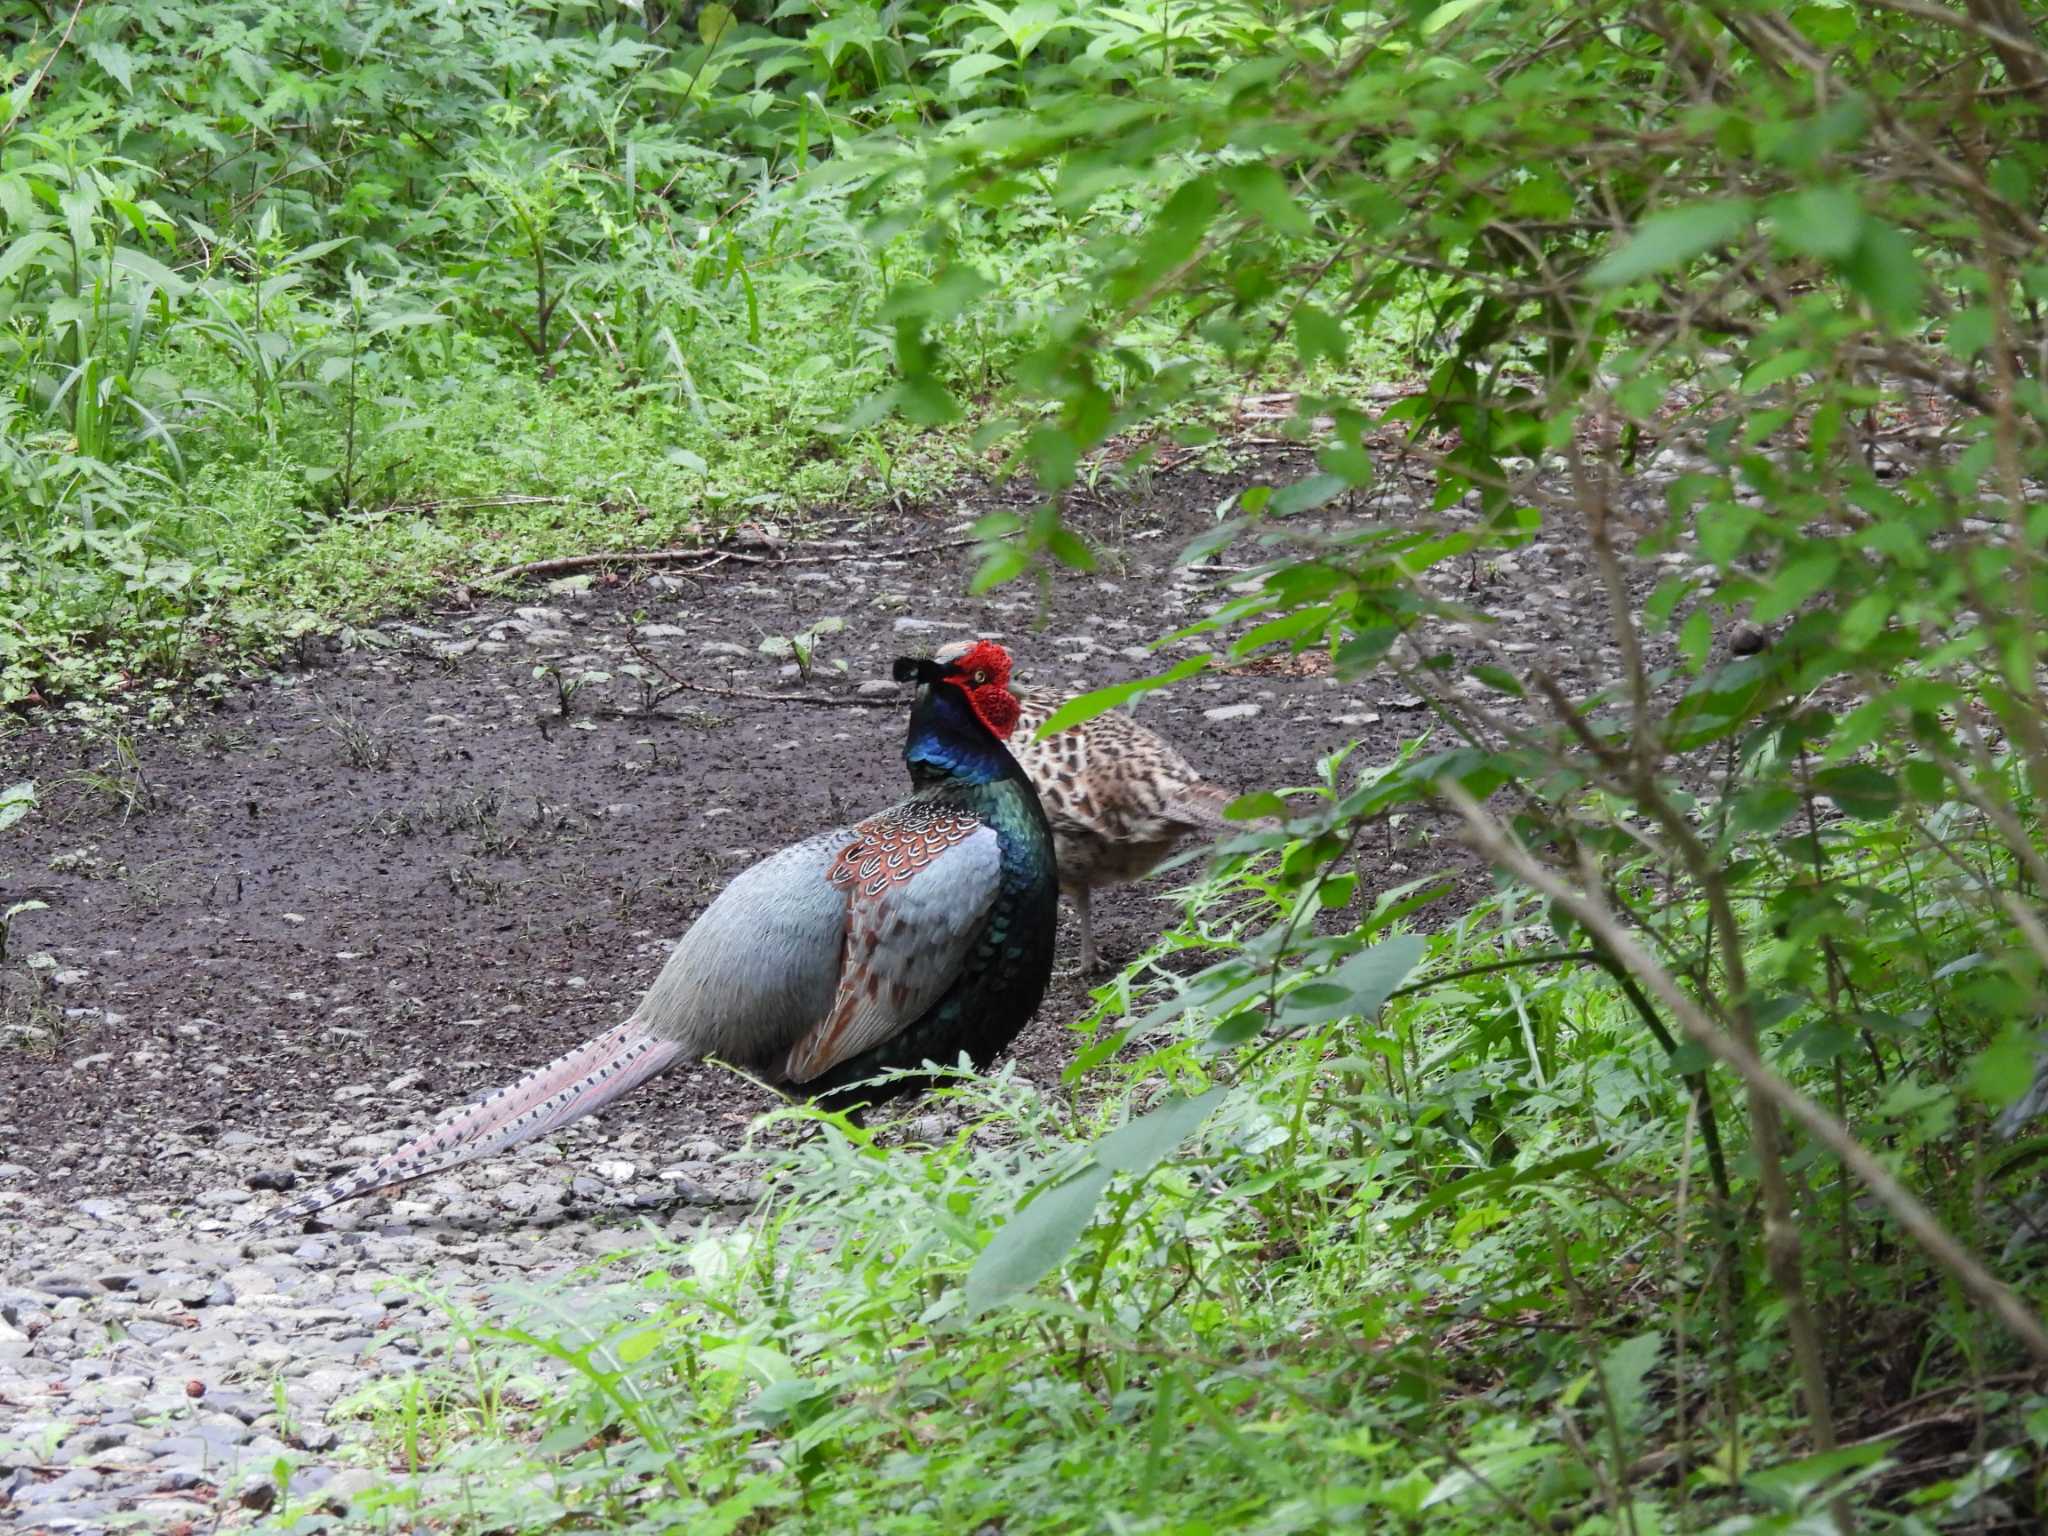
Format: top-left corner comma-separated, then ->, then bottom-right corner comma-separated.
1074,885 -> 1099,976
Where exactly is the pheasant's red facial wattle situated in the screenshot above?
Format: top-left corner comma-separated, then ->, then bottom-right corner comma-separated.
944,640 -> 1020,740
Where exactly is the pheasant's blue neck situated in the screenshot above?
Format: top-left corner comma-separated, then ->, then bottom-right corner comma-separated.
905,682 -> 1013,787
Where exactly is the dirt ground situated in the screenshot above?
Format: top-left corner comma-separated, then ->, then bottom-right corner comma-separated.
0,449 -> 1657,1202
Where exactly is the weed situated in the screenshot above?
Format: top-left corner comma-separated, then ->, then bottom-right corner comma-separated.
69,732 -> 155,822
322,707 -> 396,770
757,616 -> 846,683
446,862 -> 507,907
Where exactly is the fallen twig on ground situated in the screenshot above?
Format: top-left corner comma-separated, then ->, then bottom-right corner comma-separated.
621,628 -> 895,711
480,537 -> 977,587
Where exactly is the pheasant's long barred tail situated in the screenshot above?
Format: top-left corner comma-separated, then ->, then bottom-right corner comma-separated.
248,1022 -> 684,1231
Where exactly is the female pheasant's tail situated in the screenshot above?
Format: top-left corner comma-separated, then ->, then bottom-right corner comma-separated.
248,1022 -> 684,1232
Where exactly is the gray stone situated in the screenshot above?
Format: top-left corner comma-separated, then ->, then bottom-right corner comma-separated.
18,1500 -> 115,1526
12,1469 -> 105,1505
238,1469 -> 278,1511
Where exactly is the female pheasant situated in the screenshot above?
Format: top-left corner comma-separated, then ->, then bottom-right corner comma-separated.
252,641 -> 1056,1230
1000,668 -> 1255,973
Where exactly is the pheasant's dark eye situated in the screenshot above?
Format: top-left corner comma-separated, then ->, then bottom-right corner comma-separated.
972,669 -> 988,685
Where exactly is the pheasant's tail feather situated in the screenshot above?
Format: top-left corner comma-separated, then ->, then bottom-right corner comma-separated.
247,1022 -> 684,1232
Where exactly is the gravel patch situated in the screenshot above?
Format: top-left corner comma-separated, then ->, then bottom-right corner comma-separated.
0,1122 -> 757,1532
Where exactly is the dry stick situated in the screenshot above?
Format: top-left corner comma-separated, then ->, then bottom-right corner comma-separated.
613,678 -> 892,711
619,628 -> 895,712
479,537 -> 976,587
1440,782 -> 2048,1368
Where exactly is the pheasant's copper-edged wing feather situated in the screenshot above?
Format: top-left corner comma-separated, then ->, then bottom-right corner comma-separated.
783,803 -> 1001,1083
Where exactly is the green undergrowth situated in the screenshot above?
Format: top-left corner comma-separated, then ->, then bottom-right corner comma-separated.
273,747 -> 2048,1535
6,0 -> 1413,713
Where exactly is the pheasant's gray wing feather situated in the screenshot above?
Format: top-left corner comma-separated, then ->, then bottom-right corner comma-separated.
783,811 -> 1001,1083
635,826 -> 854,1077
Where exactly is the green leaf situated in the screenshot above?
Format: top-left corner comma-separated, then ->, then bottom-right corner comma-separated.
1264,935 -> 1427,1039
1294,304 -> 1346,367
947,53 -> 1010,93
1395,1147 -> 1609,1231
1421,0 -> 1494,35
1047,526 -> 1096,572
1749,549 -> 1839,623
1112,176 -> 1220,305
1743,1441 -> 1892,1510
1812,764 -> 1898,819
1270,473 -> 1347,516
109,247 -> 190,298
1227,790 -> 1290,821
0,781 -> 34,834
1221,164 -> 1311,237
698,3 -> 736,46
1678,607 -> 1713,671
1839,220 -> 1925,330
1588,200 -> 1755,288
1030,656 -> 1211,737
1470,665 -> 1523,698
963,1089 -> 1225,1315
1971,1026 -> 2039,1109
1769,186 -> 1862,259
1600,1332 -> 1664,1436
970,544 -> 1030,594
616,1328 -> 665,1365
1729,784 -> 1799,836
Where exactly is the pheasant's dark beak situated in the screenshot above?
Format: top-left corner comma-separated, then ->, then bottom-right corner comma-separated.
892,656 -> 946,685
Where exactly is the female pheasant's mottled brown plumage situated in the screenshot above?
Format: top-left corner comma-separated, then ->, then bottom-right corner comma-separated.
1006,684 -> 1250,972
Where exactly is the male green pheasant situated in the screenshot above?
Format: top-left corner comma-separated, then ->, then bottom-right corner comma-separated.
252,641 -> 1057,1229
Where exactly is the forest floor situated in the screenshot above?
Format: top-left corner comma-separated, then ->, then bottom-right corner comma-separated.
0,442 -> 1691,1530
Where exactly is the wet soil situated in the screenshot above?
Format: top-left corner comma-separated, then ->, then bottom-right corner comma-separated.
0,449 -> 1654,1202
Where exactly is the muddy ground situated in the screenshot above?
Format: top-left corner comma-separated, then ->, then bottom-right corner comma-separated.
0,449 -> 1664,1208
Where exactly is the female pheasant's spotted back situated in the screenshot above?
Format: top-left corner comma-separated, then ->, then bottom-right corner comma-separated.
1008,684 -> 1257,972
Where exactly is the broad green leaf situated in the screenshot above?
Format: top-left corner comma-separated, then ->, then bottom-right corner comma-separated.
1971,1026 -> 2039,1109
1840,220 -> 1925,330
1599,1331 -> 1663,1436
1221,164 -> 1312,237
1270,473 -> 1347,516
0,781 -> 34,834
1294,303 -> 1346,366
948,53 -> 1010,93
703,1342 -> 795,1383
1031,656 -> 1211,737
1267,935 -> 1426,1036
1743,1440 -> 1892,1510
616,1328 -> 665,1365
1421,0 -> 1493,35
698,4 -> 736,46
964,1089 -> 1225,1315
1588,200 -> 1755,288
0,231 -> 64,288
1812,764 -> 1898,819
1395,1147 -> 1609,1231
1768,186 -> 1862,259
970,543 -> 1030,593
109,247 -> 190,298
1047,526 -> 1096,572
1678,607 -> 1713,670
1748,549 -> 1838,623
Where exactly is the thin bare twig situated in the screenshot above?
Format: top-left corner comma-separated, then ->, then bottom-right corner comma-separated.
621,628 -> 895,711
479,537 -> 977,587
